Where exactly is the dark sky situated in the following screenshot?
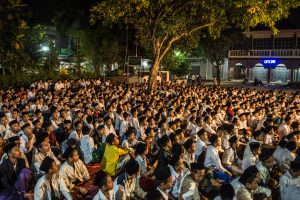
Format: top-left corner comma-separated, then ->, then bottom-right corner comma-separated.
25,0 -> 300,29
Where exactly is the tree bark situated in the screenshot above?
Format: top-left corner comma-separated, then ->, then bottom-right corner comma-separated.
148,58 -> 160,91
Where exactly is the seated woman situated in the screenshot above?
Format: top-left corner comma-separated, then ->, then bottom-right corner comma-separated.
59,147 -> 97,200
101,133 -> 130,176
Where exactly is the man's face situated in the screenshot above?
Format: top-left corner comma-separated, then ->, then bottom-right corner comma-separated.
264,156 -> 274,169
200,132 -> 208,141
189,143 -> 196,154
9,146 -> 22,158
71,150 -> 80,163
162,176 -> 174,190
193,169 -> 206,182
50,162 -> 59,174
24,127 -> 33,137
0,116 -> 8,125
104,175 -> 114,191
65,123 -> 71,131
23,114 -> 29,122
246,173 -> 260,191
12,123 -> 20,133
41,140 -> 51,153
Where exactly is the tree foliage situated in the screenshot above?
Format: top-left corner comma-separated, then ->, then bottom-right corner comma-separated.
90,0 -> 300,90
0,0 -> 31,74
163,49 -> 190,77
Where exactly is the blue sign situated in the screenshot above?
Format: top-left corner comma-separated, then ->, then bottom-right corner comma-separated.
263,60 -> 276,64
262,59 -> 279,68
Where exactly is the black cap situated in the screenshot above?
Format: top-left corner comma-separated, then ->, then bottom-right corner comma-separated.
40,156 -> 55,173
190,162 -> 205,171
8,136 -> 20,143
3,142 -> 18,153
154,167 -> 171,181
228,135 -> 238,145
21,123 -> 31,130
93,170 -> 108,188
9,120 -> 18,127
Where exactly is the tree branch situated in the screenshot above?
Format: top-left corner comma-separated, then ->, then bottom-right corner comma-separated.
158,23 -> 214,62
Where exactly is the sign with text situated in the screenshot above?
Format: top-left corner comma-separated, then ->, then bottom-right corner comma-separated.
262,59 -> 278,68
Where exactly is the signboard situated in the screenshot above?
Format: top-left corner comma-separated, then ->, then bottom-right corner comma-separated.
262,59 -> 278,68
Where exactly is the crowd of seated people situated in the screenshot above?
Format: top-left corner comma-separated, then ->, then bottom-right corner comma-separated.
0,78 -> 299,200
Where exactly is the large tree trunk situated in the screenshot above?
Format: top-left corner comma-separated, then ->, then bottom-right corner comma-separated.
148,58 -> 160,91
216,65 -> 221,86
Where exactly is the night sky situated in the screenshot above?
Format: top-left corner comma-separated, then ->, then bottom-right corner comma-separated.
26,0 -> 300,29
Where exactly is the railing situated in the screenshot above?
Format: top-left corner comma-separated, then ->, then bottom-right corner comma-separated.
228,49 -> 300,58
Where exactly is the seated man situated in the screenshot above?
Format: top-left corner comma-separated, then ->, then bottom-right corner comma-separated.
204,135 -> 232,178
146,166 -> 174,200
93,170 -> 114,200
231,166 -> 272,200
0,142 -> 33,199
242,142 -> 261,171
59,147 -> 97,200
114,159 -> 146,199
101,133 -> 129,176
179,162 -> 206,200
34,156 -> 61,200
33,133 -> 60,175
80,126 -> 95,164
280,157 -> 300,200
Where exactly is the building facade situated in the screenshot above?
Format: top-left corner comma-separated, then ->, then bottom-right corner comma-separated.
228,29 -> 300,83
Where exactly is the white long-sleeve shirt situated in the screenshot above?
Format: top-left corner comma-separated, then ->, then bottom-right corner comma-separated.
280,171 -> 300,200
34,174 -> 61,200
119,120 -> 128,137
33,150 -> 61,173
281,185 -> 300,200
80,135 -> 95,164
59,160 -> 90,200
204,145 -> 227,172
93,189 -> 114,200
195,136 -> 206,158
242,151 -> 258,171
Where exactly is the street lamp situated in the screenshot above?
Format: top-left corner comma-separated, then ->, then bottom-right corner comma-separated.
41,46 -> 50,52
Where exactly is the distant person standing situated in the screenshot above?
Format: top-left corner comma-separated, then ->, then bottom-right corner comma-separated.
191,74 -> 196,85
197,74 -> 201,85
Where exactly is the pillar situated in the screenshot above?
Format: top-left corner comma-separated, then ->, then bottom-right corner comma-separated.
267,69 -> 271,83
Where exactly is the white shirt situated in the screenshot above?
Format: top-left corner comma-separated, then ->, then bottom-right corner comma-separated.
195,136 -> 206,158
33,150 -> 61,173
273,145 -> 286,165
119,120 -> 128,137
69,130 -> 82,141
135,155 -> 147,175
19,132 -> 36,154
59,160 -> 90,200
281,185 -> 300,200
278,122 -> 291,137
34,174 -> 61,200
80,135 -> 95,164
242,151 -> 258,171
280,171 -> 300,200
157,187 -> 169,200
93,189 -> 114,200
204,145 -> 227,172
169,165 -> 185,198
